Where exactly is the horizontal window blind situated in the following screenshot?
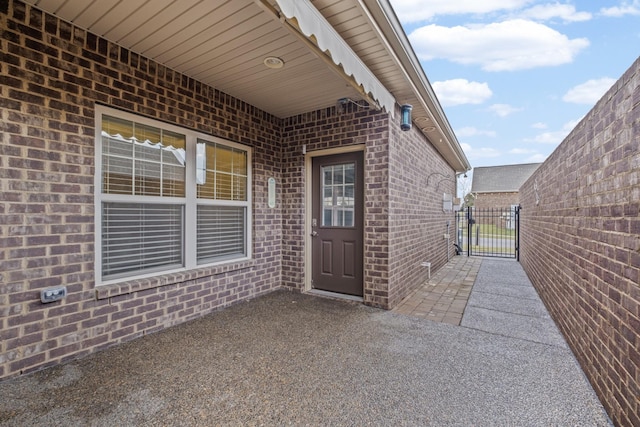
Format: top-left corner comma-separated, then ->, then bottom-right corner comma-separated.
102,130 -> 186,197
197,206 -> 245,263
196,140 -> 247,201
102,202 -> 184,279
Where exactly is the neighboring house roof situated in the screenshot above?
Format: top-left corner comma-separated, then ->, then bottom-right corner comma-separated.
471,163 -> 541,193
22,0 -> 470,172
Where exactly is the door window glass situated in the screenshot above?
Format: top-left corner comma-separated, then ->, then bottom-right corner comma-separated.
321,163 -> 355,227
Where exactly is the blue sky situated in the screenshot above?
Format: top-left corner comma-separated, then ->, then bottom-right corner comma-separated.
389,0 -> 640,169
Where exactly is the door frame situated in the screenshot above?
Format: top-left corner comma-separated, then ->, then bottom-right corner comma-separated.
304,145 -> 365,294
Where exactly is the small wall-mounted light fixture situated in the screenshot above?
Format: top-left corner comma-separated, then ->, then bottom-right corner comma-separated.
400,104 -> 412,131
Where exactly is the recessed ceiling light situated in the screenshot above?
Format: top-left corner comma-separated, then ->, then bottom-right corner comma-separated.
415,117 -> 430,123
422,126 -> 436,132
264,56 -> 284,69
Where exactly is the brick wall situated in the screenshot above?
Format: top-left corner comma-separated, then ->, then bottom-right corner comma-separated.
387,119 -> 456,308
473,191 -> 519,210
519,56 -> 640,426
0,0 -> 467,379
280,105 -> 455,309
0,0 -> 282,380
280,103 -> 393,308
361,113 -> 393,308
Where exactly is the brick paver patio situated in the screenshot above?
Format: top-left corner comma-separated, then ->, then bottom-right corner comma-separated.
393,255 -> 483,324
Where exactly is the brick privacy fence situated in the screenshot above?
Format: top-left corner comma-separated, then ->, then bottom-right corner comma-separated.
519,57 -> 640,426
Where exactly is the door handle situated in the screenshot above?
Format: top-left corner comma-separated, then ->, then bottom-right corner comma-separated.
311,231 -> 318,237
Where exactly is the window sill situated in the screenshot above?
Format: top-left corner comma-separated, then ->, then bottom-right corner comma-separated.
95,259 -> 256,300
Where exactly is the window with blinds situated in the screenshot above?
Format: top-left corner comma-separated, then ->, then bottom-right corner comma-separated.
195,140 -> 248,264
101,116 -> 186,197
96,108 -> 251,284
197,206 -> 245,263
102,203 -> 184,278
196,140 -> 247,201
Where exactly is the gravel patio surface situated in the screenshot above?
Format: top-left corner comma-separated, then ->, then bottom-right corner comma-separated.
0,260 -> 611,426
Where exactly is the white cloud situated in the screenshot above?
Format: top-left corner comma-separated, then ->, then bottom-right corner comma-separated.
488,103 -> 522,117
562,78 -> 617,104
389,0 -> 532,23
409,19 -> 589,71
525,118 -> 581,144
432,79 -> 493,106
509,148 -> 547,162
475,147 -> 503,158
456,127 -> 497,137
600,1 -> 640,17
527,131 -> 562,144
460,142 -> 502,159
531,122 -> 547,129
526,153 -> 548,162
517,3 -> 592,22
509,148 -> 537,154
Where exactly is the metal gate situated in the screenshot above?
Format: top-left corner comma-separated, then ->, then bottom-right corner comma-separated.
455,206 -> 520,260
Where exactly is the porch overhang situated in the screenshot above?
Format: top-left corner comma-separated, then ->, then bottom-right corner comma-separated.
20,0 -> 470,171
270,0 -> 396,116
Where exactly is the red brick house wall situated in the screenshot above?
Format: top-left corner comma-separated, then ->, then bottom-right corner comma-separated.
0,0 -> 283,379
473,191 -> 519,209
279,104 -> 456,309
388,122 -> 456,308
519,57 -> 640,426
0,0 -> 460,379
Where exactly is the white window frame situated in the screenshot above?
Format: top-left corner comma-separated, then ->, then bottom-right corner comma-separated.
94,105 -> 252,285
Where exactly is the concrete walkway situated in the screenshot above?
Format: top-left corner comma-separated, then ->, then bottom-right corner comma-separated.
0,258 -> 611,426
461,257 -> 570,346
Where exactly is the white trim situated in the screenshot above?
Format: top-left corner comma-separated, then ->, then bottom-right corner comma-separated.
304,145 -> 365,293
94,105 -> 252,285
94,112 -> 104,283
274,0 -> 395,116
184,135 -> 197,265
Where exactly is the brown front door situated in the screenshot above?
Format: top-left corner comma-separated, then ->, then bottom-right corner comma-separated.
311,152 -> 363,296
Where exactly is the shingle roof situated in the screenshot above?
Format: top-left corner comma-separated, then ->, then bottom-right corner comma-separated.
471,163 -> 541,193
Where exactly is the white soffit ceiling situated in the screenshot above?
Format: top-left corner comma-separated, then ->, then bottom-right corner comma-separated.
22,0 -> 367,118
